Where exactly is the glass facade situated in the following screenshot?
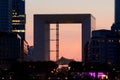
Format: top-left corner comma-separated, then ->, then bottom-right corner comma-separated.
0,0 -> 12,32
12,0 -> 26,40
0,32 -> 21,65
0,0 -> 25,39
88,30 -> 120,65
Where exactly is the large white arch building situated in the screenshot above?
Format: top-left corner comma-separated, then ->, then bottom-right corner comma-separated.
33,14 -> 96,61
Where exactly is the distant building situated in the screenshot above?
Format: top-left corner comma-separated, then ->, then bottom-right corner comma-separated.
87,29 -> 120,65
87,0 -> 120,66
0,0 -> 12,32
24,46 -> 33,61
21,40 -> 29,61
0,32 -> 21,65
110,0 -> 120,66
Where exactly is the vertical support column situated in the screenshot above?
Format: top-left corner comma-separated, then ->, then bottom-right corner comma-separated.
82,15 -> 91,62
56,23 -> 59,61
34,16 -> 50,61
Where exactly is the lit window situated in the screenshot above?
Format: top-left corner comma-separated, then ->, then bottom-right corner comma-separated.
12,30 -> 25,32
19,15 -> 25,17
108,40 -> 111,42
12,20 -> 21,23
119,40 -> 120,43
111,40 -> 114,42
12,23 -> 20,25
12,15 -> 25,18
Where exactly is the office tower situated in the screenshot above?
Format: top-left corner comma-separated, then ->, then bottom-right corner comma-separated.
0,0 -> 12,32
115,0 -> 120,23
12,0 -> 28,60
111,0 -> 120,65
0,32 -> 21,65
111,0 -> 120,34
0,0 -> 26,40
12,0 -> 26,40
0,0 -> 27,64
88,30 -> 119,64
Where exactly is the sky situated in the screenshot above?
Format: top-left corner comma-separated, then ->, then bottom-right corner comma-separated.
26,0 -> 114,61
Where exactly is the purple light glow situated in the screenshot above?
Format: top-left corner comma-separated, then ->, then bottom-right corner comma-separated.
89,72 -> 96,78
98,72 -> 104,78
98,72 -> 108,78
89,72 -> 108,79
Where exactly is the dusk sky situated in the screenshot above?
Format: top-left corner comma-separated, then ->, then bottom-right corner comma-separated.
26,0 -> 114,61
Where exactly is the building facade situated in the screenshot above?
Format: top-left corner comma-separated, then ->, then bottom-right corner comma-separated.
12,0 -> 26,40
21,40 -> 29,61
0,32 -> 21,65
0,0 -> 27,64
0,0 -> 26,39
0,0 -> 12,32
34,14 -> 96,61
87,30 -> 120,66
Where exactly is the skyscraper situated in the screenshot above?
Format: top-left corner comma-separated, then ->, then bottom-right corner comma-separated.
0,0 -> 27,64
111,0 -> 120,34
0,0 -> 26,40
0,32 -> 21,65
12,0 -> 26,40
88,30 -> 118,64
0,0 -> 12,32
115,0 -> 120,23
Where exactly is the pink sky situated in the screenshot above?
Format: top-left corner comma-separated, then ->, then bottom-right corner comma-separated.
26,0 -> 114,61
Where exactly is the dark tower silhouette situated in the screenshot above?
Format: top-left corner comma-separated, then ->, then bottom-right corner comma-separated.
110,0 -> 120,66
111,0 -> 120,35
115,0 -> 120,23
0,0 -> 12,32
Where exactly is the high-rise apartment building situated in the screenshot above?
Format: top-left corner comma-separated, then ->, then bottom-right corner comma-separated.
0,0 -> 12,32
12,0 -> 26,40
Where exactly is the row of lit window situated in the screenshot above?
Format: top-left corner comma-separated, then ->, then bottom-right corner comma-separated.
12,20 -> 21,22
12,15 -> 25,18
12,20 -> 25,22
12,23 -> 24,25
12,12 -> 17,15
12,30 -> 25,32
92,39 -> 120,43
115,30 -> 120,32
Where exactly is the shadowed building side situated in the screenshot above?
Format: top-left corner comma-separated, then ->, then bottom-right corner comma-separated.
0,0 -> 12,32
0,32 -> 21,65
115,0 -> 120,23
111,0 -> 120,34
